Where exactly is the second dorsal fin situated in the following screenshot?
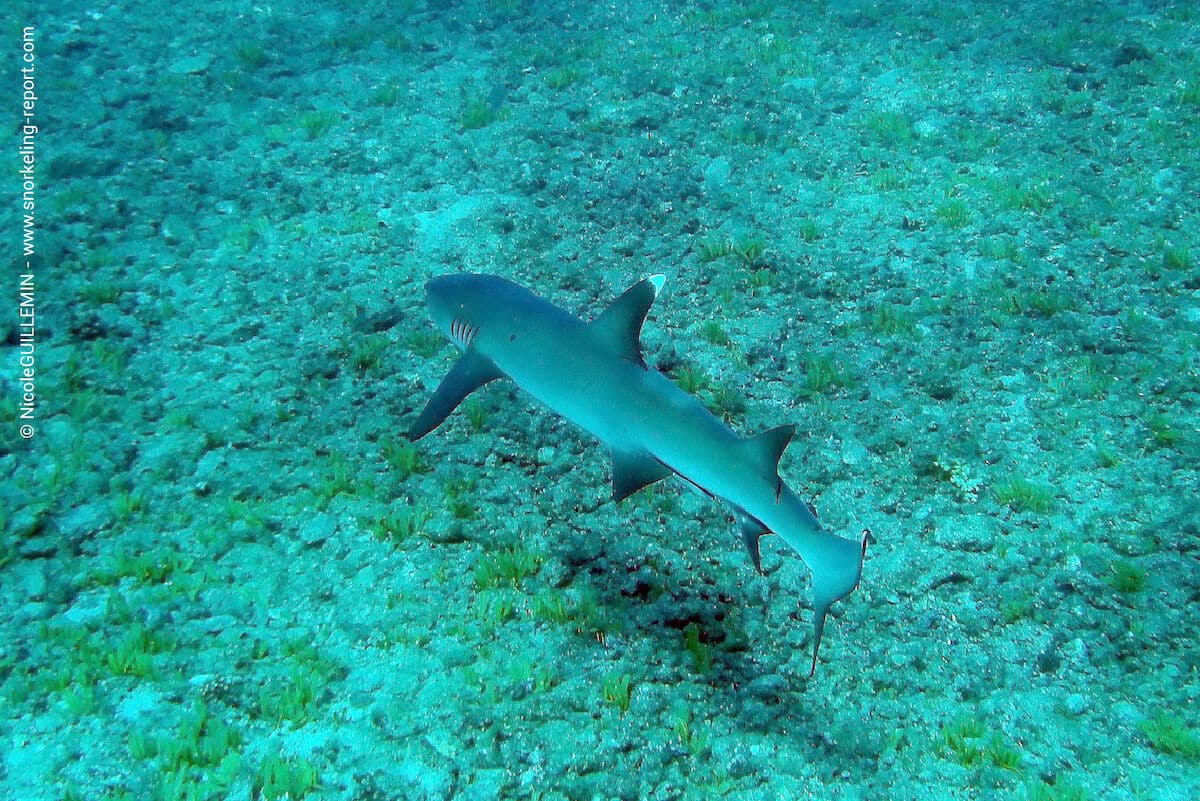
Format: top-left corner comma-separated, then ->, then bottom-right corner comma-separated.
744,424 -> 796,480
588,275 -> 665,368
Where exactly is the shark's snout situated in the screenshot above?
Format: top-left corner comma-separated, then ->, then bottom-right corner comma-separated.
424,274 -> 522,351
424,276 -> 471,338
424,274 -> 501,317
424,274 -> 463,301
424,275 -> 463,313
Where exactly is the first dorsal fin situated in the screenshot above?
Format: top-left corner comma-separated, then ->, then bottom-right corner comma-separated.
589,275 -> 665,369
744,424 -> 795,480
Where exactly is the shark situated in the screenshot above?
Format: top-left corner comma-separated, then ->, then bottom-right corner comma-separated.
407,273 -> 867,674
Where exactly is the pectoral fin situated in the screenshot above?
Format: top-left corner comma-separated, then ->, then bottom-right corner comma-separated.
408,350 -> 503,440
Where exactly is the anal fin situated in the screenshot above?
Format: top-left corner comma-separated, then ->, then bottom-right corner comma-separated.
735,510 -> 771,574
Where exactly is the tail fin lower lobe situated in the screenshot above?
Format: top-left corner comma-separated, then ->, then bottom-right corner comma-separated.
804,529 -> 868,676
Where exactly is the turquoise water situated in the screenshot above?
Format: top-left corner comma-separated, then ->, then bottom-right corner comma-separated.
3,1 -> 1198,799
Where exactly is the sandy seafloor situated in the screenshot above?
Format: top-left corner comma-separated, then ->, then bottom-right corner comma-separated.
1,0 -> 1198,799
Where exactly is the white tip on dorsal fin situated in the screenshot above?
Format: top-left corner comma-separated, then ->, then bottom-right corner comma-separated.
589,275 -> 665,369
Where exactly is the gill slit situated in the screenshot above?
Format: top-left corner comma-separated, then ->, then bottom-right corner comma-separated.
451,318 -> 478,349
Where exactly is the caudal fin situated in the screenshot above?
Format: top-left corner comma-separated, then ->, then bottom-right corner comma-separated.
806,529 -> 868,676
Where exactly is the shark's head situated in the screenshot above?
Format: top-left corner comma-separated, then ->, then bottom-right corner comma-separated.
425,274 -> 526,351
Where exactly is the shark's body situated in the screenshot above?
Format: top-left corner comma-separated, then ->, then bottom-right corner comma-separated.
409,274 -> 866,673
